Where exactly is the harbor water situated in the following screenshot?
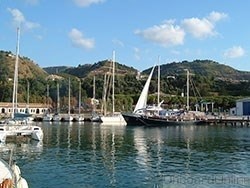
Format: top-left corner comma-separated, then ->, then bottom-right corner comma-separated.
1,122 -> 250,188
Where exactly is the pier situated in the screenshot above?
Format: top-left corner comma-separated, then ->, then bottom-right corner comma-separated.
205,115 -> 250,127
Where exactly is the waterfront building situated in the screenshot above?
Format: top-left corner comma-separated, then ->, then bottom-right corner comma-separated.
0,102 -> 50,118
235,98 -> 250,116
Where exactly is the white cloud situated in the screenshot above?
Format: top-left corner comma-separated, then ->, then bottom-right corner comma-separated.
182,11 -> 227,39
208,11 -> 228,23
8,8 -> 40,31
224,46 -> 245,58
73,0 -> 105,7
135,20 -> 185,47
182,17 -> 215,39
68,28 -> 95,50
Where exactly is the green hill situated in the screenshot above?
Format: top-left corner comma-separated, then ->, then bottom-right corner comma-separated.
0,50 -> 48,80
1,49 -> 250,111
44,59 -> 138,78
144,60 -> 250,82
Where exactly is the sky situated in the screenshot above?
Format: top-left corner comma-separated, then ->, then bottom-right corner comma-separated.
0,0 -> 250,71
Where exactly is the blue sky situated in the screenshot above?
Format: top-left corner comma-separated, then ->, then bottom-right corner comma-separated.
0,0 -> 250,71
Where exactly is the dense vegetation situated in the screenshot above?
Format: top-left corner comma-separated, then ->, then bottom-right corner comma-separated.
1,50 -> 250,113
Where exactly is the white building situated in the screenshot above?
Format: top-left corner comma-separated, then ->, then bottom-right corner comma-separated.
0,102 -> 50,117
235,98 -> 250,116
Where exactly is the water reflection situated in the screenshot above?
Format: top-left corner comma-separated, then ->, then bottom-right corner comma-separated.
1,123 -> 250,187
0,140 -> 43,161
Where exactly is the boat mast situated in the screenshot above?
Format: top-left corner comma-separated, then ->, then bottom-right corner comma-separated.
185,69 -> 190,111
46,83 -> 49,112
12,27 -> 20,118
68,78 -> 71,115
57,81 -> 60,114
157,56 -> 160,106
78,79 -> 81,115
26,80 -> 30,112
112,50 -> 115,115
93,75 -> 96,113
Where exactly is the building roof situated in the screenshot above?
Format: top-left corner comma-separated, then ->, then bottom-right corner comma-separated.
0,102 -> 50,108
236,97 -> 250,103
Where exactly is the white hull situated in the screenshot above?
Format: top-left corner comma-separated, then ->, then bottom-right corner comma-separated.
0,125 -> 43,143
63,115 -> 74,122
101,114 -> 127,125
74,116 -> 84,122
43,114 -> 53,122
53,114 -> 62,122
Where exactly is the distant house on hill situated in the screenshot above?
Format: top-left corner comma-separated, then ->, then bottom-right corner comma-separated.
0,102 -> 50,118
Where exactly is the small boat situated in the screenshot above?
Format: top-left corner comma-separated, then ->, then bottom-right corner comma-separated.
0,28 -> 44,143
73,115 -> 84,122
52,113 -> 62,122
63,78 -> 73,122
90,112 -> 101,122
100,51 -> 127,125
0,124 -> 43,143
42,113 -> 53,122
62,115 -> 74,122
101,112 -> 127,125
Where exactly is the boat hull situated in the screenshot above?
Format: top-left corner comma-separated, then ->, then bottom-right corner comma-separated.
122,113 -> 206,126
140,116 -> 206,126
101,114 -> 127,125
121,113 -> 145,126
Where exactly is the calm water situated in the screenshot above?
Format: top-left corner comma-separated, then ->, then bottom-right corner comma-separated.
1,122 -> 250,188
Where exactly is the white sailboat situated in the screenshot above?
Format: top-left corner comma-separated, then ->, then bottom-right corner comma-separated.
43,83 -> 53,121
74,80 -> 84,122
52,81 -> 62,122
100,51 -> 126,125
0,27 -> 43,142
63,78 -> 74,122
90,75 -> 101,122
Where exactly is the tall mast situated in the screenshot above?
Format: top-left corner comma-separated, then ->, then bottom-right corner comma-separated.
27,80 -> 30,109
57,81 -> 60,114
78,80 -> 81,115
46,83 -> 49,112
68,78 -> 71,115
12,27 -> 20,118
112,50 -> 115,115
93,75 -> 96,113
186,69 -> 190,111
157,56 -> 160,106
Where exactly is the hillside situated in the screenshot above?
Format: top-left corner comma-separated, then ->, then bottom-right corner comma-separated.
44,60 -> 138,78
1,49 -> 250,111
0,50 -> 48,80
143,60 -> 250,82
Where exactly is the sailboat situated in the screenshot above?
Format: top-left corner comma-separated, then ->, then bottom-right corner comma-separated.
122,66 -> 207,126
100,51 -> 126,125
74,79 -> 84,122
43,83 -> 53,122
52,81 -> 62,122
90,75 -> 101,122
0,27 -> 43,142
122,65 -> 156,125
63,78 -> 74,122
